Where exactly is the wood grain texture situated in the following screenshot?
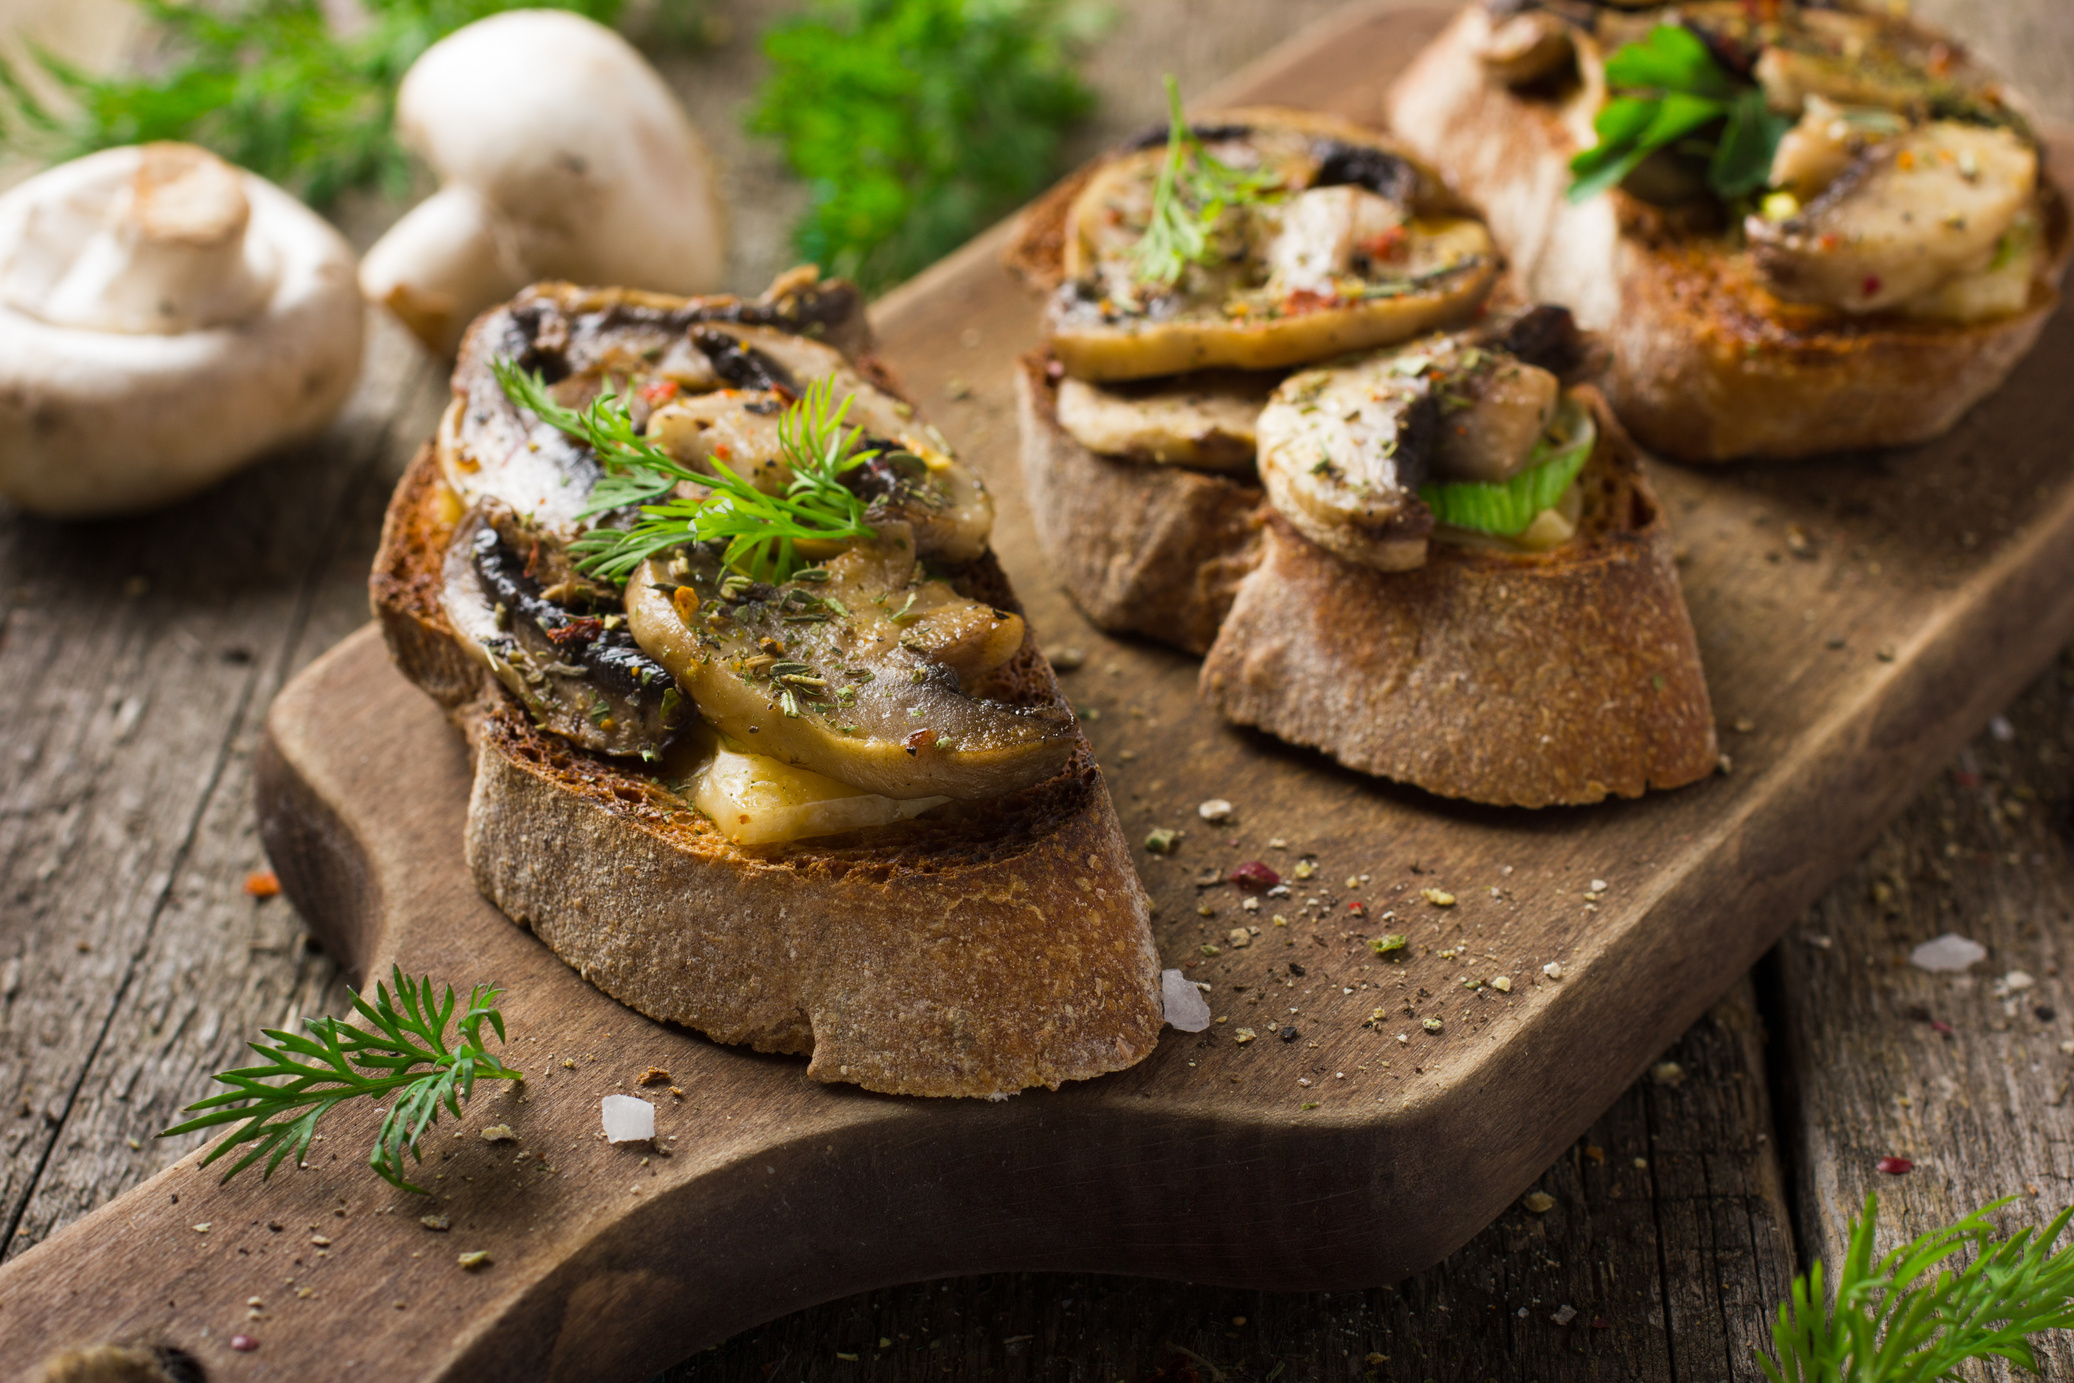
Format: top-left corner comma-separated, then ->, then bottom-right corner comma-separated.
0,2 -> 2071,1379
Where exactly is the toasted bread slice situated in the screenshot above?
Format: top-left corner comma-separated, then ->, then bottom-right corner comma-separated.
1384,6 -> 2072,462
1201,389 -> 1717,807
370,283 -> 1163,1099
1015,353 -> 1264,656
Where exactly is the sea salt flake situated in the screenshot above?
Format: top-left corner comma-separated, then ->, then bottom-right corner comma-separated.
1998,970 -> 2037,994
1910,933 -> 1987,972
1162,969 -> 1211,1032
1552,1305 -> 1578,1326
600,1095 -> 655,1143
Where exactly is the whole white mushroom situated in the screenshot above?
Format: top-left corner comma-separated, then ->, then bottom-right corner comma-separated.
361,9 -> 728,355
0,142 -> 364,518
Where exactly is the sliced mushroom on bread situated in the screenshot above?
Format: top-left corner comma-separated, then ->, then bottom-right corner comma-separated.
373,273 -> 1163,1098
1009,106 -> 1500,382
1201,384 -> 1717,808
1385,0 -> 2072,462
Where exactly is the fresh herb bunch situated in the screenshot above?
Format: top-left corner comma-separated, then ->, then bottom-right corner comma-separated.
1128,74 -> 1283,291
162,967 -> 520,1195
0,0 -> 706,208
493,361 -> 881,586
1567,24 -> 1790,205
1763,1192 -> 2074,1382
750,0 -> 1101,292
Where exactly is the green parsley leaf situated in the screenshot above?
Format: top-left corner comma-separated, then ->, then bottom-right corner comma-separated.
1567,23 -> 1788,206
1417,394 -> 1595,537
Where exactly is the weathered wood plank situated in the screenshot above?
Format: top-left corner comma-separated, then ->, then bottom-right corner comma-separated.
1770,650 -> 2074,1377
0,315 -> 441,1256
656,979 -> 1793,1382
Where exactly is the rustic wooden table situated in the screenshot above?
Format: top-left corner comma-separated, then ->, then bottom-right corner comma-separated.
4,2 -> 2074,1381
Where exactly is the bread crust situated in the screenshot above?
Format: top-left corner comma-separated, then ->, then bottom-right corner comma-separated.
369,309 -> 1163,1099
1016,354 -> 1264,656
1384,7 -> 2073,462
1200,391 -> 1719,807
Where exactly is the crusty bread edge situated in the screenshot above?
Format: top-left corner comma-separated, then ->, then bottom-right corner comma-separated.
369,436 -> 1165,1099
1014,353 -> 1265,655
1200,389 -> 1721,807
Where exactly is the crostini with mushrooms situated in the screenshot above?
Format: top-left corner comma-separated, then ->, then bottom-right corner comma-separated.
372,269 -> 1162,1098
1385,0 -> 2070,462
1009,98 -> 1716,807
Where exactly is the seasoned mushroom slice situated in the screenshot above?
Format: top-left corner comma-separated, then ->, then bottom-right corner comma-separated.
624,533 -> 1075,800
644,343 -> 995,563
435,274 -> 873,534
1748,121 -> 2038,313
1049,109 -> 1497,382
442,506 -> 685,759
1054,370 -> 1277,473
1257,356 -> 1435,572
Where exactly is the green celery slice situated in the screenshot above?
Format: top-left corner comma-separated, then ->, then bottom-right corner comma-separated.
1416,395 -> 1597,537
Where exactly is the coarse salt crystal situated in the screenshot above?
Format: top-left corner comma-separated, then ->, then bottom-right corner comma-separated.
1551,1305 -> 1577,1326
1989,715 -> 2015,742
1999,970 -> 2036,993
1542,962 -> 1564,980
1589,879 -> 1607,893
600,1095 -> 655,1143
1161,969 -> 1211,1032
1910,933 -> 1987,973
1198,799 -> 1233,822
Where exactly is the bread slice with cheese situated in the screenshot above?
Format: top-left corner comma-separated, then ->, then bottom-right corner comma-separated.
1385,1 -> 2071,462
371,273 -> 1163,1098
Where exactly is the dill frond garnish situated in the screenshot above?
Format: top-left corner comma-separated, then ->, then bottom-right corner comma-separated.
1761,1191 -> 2074,1382
162,967 -> 520,1195
492,361 -> 880,586
1129,74 -> 1282,290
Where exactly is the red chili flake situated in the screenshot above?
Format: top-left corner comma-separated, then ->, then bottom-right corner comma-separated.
1953,770 -> 1981,788
1281,288 -> 1339,316
230,1335 -> 258,1352
544,616 -> 603,646
243,871 -> 280,899
904,729 -> 937,752
1877,1156 -> 1914,1175
638,378 -> 680,406
712,442 -> 733,460
1230,861 -> 1280,892
1861,274 -> 1883,298
1360,225 -> 1408,261
1348,901 -> 1367,915
1590,1317 -> 1613,1330
1817,233 -> 1841,251
1930,1019 -> 1955,1037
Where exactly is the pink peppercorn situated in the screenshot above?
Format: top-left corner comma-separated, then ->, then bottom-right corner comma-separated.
1230,861 -> 1279,892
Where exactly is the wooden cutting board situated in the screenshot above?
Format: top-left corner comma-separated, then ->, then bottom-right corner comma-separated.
9,4 -> 2074,1379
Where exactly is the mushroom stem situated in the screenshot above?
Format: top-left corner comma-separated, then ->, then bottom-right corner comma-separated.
358,186 -> 529,360
7,143 -> 272,335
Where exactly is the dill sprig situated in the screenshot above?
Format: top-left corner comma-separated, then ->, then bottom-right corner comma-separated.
1763,1191 -> 2074,1382
161,967 -> 520,1195
492,361 -> 880,586
1129,73 -> 1282,291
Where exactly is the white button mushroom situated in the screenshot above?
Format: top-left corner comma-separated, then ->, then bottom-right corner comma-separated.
360,9 -> 728,356
0,142 -> 364,518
